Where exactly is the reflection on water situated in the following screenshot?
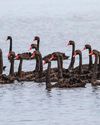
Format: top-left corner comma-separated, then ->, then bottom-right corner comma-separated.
0,83 -> 100,125
0,0 -> 100,124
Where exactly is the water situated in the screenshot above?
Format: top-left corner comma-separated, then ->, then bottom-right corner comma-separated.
0,0 -> 100,124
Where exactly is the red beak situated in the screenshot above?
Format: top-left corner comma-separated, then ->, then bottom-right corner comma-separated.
73,52 -> 77,57
89,52 -> 95,57
43,60 -> 46,65
15,55 -> 19,59
31,52 -> 35,58
89,51 -> 93,55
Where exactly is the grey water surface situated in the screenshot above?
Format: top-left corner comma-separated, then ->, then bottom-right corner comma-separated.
0,0 -> 100,125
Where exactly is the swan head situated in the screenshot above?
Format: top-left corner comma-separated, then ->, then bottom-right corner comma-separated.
7,36 -> 12,41
67,40 -> 75,46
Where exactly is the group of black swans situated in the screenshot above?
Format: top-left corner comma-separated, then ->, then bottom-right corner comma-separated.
0,36 -> 100,90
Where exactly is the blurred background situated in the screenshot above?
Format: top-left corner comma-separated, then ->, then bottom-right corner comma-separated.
0,0 -> 100,73
0,1 -> 100,125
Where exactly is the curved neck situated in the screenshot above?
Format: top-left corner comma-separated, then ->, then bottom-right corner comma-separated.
88,48 -> 93,69
38,53 -> 43,78
60,56 -> 63,70
0,51 -> 3,74
57,56 -> 63,79
35,51 -> 43,75
35,56 -> 39,72
94,55 -> 98,66
69,44 -> 75,69
18,58 -> 23,77
46,62 -> 51,89
78,53 -> 82,74
9,38 -> 12,52
9,59 -> 14,76
37,40 -> 40,51
92,55 -> 98,80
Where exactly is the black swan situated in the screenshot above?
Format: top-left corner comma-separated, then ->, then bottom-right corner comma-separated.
15,50 -> 58,83
7,36 -> 33,81
43,52 -> 69,78
43,53 -> 67,82
90,49 -> 100,71
89,49 -> 100,77
29,37 -> 69,75
89,50 -> 100,86
31,51 -> 58,83
15,51 -> 43,82
82,44 -> 93,70
45,55 -> 86,90
28,36 -> 40,74
7,36 -> 16,77
31,50 -> 43,73
73,50 -> 83,74
73,50 -> 91,82
31,50 -> 43,81
67,41 -> 91,76
7,36 -> 29,81
67,40 -> 75,70
45,55 -> 62,89
15,36 -> 40,75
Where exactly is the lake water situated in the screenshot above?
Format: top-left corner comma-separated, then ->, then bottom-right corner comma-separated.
0,0 -> 100,124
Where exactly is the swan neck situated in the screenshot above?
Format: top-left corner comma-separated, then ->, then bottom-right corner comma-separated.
57,56 -> 63,79
35,55 -> 39,72
37,40 -> 40,51
9,38 -> 12,52
38,53 -> 43,77
79,53 -> 82,73
9,59 -> 14,76
46,62 -> 51,89
88,48 -> 93,69
92,55 -> 98,80
18,59 -> 23,77
69,44 -> 75,69
0,50 -> 3,74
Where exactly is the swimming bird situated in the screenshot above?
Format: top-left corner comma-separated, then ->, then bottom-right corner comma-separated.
82,44 -> 93,70
43,53 -> 67,82
73,50 -> 91,82
73,50 -> 83,74
31,50 -> 43,81
89,50 -> 100,86
45,55 -> 86,90
7,36 -> 16,77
